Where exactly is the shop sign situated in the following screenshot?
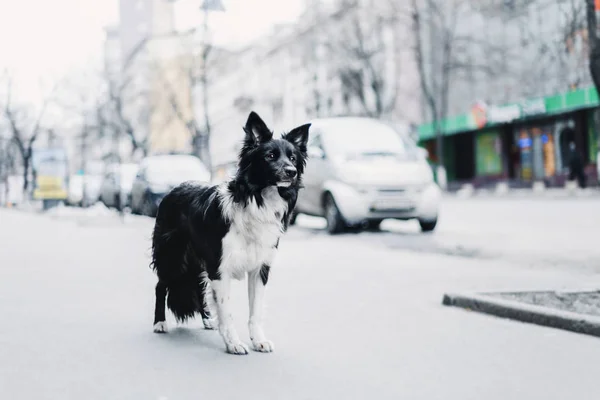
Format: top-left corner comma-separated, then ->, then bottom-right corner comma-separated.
32,147 -> 68,200
471,102 -> 521,127
487,104 -> 521,124
471,99 -> 547,129
521,99 -> 546,117
471,102 -> 487,129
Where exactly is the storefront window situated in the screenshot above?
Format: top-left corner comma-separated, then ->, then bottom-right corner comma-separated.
530,127 -> 555,178
516,128 -> 533,181
475,130 -> 503,176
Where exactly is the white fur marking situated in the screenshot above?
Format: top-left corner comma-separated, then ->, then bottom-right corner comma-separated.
212,184 -> 285,354
202,318 -> 217,330
248,270 -> 274,352
153,321 -> 168,333
218,185 -> 287,280
211,277 -> 249,355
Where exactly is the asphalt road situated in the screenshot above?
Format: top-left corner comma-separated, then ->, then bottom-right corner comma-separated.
1,197 -> 599,399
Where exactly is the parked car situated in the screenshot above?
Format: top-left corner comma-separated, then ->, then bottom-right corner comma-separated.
99,163 -> 139,210
66,174 -> 103,207
130,154 -> 211,217
293,117 -> 441,234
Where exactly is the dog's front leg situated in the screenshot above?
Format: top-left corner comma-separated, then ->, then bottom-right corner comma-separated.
248,265 -> 274,352
211,276 -> 249,355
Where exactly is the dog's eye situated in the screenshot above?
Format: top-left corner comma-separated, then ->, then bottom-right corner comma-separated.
290,155 -> 296,162
267,153 -> 276,160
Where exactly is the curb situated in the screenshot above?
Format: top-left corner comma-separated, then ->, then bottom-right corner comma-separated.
447,189 -> 600,199
442,292 -> 600,338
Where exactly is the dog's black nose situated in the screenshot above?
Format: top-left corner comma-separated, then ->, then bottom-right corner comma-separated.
285,168 -> 297,178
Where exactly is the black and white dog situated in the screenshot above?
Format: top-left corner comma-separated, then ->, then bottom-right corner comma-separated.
150,111 -> 310,355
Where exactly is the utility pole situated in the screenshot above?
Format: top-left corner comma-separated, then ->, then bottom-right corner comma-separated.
198,0 -> 224,173
200,6 -> 211,171
80,120 -> 88,207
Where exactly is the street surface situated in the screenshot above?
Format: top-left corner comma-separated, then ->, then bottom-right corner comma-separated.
1,196 -> 600,399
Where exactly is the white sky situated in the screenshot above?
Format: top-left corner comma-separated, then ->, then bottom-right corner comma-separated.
0,0 -> 304,102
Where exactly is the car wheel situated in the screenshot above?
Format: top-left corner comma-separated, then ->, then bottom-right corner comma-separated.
365,219 -> 383,231
324,193 -> 345,234
419,218 -> 437,232
114,194 -> 122,211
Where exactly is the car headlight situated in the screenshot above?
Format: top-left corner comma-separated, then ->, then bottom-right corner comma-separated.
353,185 -> 371,194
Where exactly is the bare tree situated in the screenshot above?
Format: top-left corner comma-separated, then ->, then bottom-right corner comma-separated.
411,0 -> 506,185
586,0 -> 600,93
324,1 -> 402,118
0,74 -> 57,195
508,0 -> 589,98
0,134 -> 16,204
102,68 -> 149,159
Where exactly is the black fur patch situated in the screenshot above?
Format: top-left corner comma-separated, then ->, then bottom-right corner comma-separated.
260,264 -> 271,285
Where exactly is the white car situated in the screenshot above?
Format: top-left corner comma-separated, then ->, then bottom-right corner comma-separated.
294,117 -> 441,234
130,154 -> 211,217
99,163 -> 139,210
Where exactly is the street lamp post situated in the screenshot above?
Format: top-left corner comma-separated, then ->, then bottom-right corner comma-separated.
198,0 -> 225,173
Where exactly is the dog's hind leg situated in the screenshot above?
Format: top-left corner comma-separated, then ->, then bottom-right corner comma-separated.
199,276 -> 216,330
248,264 -> 274,352
211,275 -> 249,355
153,281 -> 168,333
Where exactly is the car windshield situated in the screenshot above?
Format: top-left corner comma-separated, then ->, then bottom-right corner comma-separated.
146,157 -> 211,183
319,120 -> 414,159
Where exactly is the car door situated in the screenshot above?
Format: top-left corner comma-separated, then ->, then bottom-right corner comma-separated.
301,130 -> 328,216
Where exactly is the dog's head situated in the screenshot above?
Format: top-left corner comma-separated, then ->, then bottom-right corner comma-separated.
237,111 -> 310,188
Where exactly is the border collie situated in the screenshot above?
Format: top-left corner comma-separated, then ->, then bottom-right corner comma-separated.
150,111 -> 310,355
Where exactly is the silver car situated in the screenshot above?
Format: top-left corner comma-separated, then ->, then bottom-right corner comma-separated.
99,163 -> 139,211
130,154 -> 211,217
294,117 -> 441,234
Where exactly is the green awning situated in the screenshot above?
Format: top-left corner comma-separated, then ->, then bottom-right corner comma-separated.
418,86 -> 600,141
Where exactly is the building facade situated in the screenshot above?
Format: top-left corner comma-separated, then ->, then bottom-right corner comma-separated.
111,0 -> 195,158
417,0 -> 599,188
204,0 -> 421,177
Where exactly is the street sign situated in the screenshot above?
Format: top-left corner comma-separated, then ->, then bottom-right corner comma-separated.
32,147 -> 68,200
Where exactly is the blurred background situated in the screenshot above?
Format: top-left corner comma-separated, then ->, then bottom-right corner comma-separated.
0,0 -> 598,212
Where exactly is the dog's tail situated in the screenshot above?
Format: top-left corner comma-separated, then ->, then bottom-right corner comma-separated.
165,272 -> 207,323
151,190 -> 208,323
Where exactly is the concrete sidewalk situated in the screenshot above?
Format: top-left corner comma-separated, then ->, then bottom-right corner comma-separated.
448,183 -> 600,199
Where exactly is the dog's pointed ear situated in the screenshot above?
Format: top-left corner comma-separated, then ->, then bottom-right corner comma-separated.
283,123 -> 311,152
243,111 -> 273,146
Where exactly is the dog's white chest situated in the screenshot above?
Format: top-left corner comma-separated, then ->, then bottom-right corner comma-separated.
219,186 -> 288,280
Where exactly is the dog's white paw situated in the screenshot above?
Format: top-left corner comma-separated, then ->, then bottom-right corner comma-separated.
153,321 -> 168,333
225,341 -> 250,355
203,318 -> 217,330
252,340 -> 275,353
